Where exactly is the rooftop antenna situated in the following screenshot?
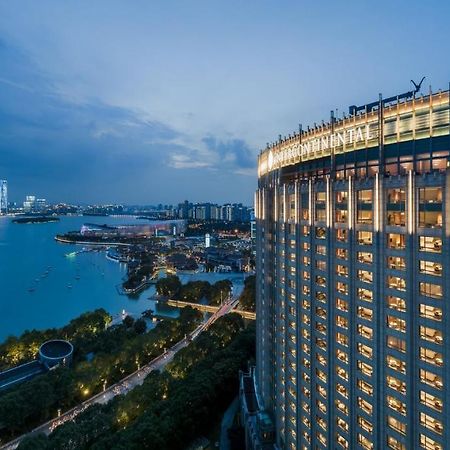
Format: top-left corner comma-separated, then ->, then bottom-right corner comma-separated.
411,76 -> 426,95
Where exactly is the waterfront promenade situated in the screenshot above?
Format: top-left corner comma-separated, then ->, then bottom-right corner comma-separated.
0,295 -> 239,450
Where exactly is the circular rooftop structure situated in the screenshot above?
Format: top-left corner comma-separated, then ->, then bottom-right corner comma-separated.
39,340 -> 73,368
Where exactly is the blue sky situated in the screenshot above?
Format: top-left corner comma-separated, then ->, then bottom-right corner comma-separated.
0,1 -> 449,204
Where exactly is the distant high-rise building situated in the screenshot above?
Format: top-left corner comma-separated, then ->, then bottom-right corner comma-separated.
23,195 -> 36,212
205,233 -> 211,248
244,87 -> 450,450
0,180 -> 7,214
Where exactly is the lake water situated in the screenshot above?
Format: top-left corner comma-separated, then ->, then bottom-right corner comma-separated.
0,216 -> 245,342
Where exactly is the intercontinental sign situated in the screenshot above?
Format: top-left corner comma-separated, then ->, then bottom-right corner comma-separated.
259,89 -> 450,176
267,124 -> 374,171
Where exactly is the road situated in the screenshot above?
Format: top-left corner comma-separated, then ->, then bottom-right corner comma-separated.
0,296 -> 239,450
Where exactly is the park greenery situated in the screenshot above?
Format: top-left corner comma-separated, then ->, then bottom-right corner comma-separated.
18,314 -> 255,450
237,275 -> 256,312
156,275 -> 232,305
0,307 -> 202,443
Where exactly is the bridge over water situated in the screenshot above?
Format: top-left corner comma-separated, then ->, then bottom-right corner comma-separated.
166,299 -> 256,320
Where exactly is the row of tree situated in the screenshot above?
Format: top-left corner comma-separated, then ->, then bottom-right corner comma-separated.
0,308 -> 202,442
18,314 -> 255,449
156,275 -> 232,305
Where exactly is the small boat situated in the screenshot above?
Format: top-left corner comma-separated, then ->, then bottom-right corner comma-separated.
75,276 -> 80,280
67,284 -> 73,289
28,287 -> 35,293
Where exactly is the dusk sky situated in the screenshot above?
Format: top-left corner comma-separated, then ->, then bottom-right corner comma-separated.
0,1 -> 449,205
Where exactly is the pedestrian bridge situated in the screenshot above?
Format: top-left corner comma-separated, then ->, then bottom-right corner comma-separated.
166,299 -> 256,320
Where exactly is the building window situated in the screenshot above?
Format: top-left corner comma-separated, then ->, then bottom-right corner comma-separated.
336,417 -> 349,432
358,251 -> 373,264
420,304 -> 442,322
336,332 -> 349,347
336,433 -> 349,449
336,228 -> 348,242
357,189 -> 373,224
387,336 -> 406,353
358,324 -> 373,340
358,269 -> 373,283
358,397 -> 373,415
386,295 -> 406,312
387,315 -> 406,332
336,315 -> 348,329
387,275 -> 406,291
387,233 -> 406,249
357,342 -> 373,359
387,416 -> 406,435
358,306 -> 373,321
358,288 -> 373,302
357,360 -> 373,377
387,376 -> 406,394
420,390 -> 443,413
387,395 -> 406,415
336,366 -> 349,382
420,434 -> 443,450
387,436 -> 406,450
386,188 -> 406,226
387,256 -> 406,270
419,282 -> 443,299
358,416 -> 373,434
420,347 -> 443,367
336,382 -> 348,398
357,433 -> 373,450
358,231 -> 373,245
420,325 -> 443,345
419,187 -> 443,228
420,369 -> 443,390
419,236 -> 442,253
336,264 -> 348,277
336,298 -> 348,312
420,412 -> 443,435
336,248 -> 348,260
386,355 -> 406,374
357,378 -> 373,395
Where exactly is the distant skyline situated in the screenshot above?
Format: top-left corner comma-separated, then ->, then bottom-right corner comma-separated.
0,0 -> 449,204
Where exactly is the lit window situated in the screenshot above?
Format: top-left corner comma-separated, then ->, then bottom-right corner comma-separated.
358,324 -> 373,340
386,295 -> 406,312
420,304 -> 442,322
336,417 -> 349,432
336,248 -> 348,260
358,231 -> 373,245
420,260 -> 442,276
387,415 -> 406,435
420,433 -> 443,450
387,275 -> 406,291
358,269 -> 373,283
357,360 -> 373,377
420,326 -> 443,345
358,306 -> 373,321
336,315 -> 348,329
357,433 -> 373,449
387,233 -> 406,249
358,416 -> 373,434
387,256 -> 406,270
387,315 -> 406,332
336,298 -> 348,312
336,383 -> 348,398
336,365 -> 349,382
357,378 -> 373,395
386,375 -> 406,394
387,435 -> 406,450
358,397 -> 373,415
420,390 -> 443,413
387,336 -> 406,353
358,251 -> 373,264
358,342 -> 373,359
336,332 -> 348,347
419,282 -> 443,299
419,236 -> 442,253
386,394 -> 406,415
419,187 -> 443,228
335,399 -> 348,415
420,369 -> 443,390
420,347 -> 443,367
420,412 -> 443,435
386,355 -> 406,374
358,288 -> 373,302
336,264 -> 349,277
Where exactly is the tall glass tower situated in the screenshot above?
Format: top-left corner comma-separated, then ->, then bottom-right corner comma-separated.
249,88 -> 450,450
0,180 -> 7,214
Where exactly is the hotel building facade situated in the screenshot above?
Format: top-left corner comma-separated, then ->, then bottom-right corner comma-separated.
249,88 -> 450,450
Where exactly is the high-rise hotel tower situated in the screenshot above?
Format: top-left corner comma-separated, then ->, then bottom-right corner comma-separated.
248,87 -> 450,450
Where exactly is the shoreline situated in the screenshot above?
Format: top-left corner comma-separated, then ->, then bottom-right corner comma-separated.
54,236 -> 133,247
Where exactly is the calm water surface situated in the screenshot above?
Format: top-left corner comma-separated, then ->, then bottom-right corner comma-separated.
0,216 -> 245,342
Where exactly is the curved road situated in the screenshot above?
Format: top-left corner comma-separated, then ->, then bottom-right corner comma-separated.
1,296 -> 239,450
